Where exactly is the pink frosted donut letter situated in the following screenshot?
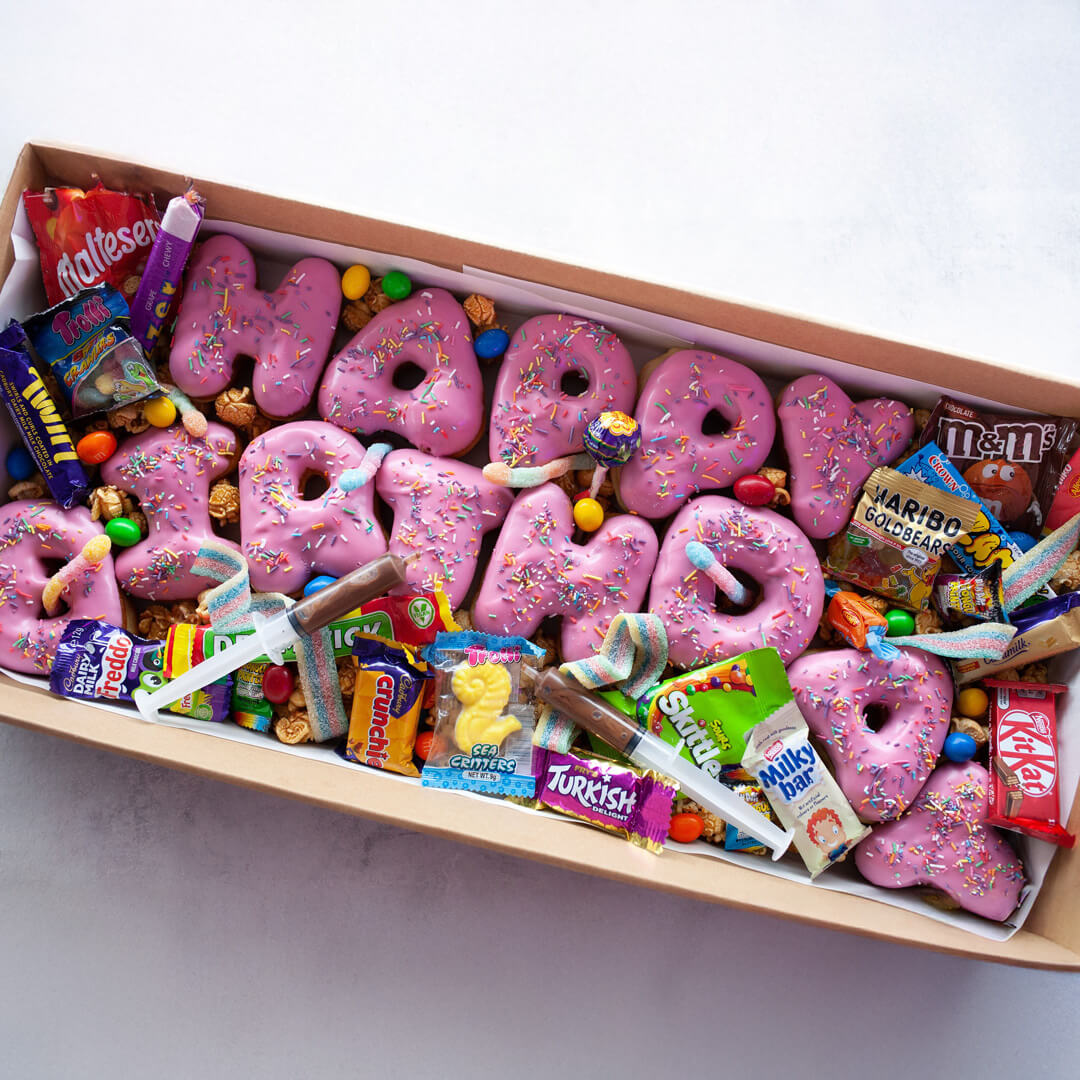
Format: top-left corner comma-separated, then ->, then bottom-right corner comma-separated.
787,647 -> 952,821
101,422 -> 240,600
618,350 -> 775,518
376,449 -> 513,609
489,314 -> 636,468
649,495 -> 823,669
0,501 -> 122,673
319,288 -> 483,456
473,483 -> 658,661
778,374 -> 913,539
238,421 -> 388,592
170,234 -> 341,418
855,762 -> 1027,922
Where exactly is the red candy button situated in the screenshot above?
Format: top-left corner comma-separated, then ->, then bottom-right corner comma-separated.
669,812 -> 705,843
414,731 -> 434,761
733,473 -> 775,507
262,664 -> 296,705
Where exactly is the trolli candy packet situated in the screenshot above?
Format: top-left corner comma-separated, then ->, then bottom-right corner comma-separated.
22,284 -> 161,418
742,700 -> 870,878
532,746 -> 677,853
50,620 -> 231,723
824,466 -> 980,610
919,395 -> 1077,533
421,632 -> 544,799
23,184 -> 161,306
985,680 -> 1074,848
0,323 -> 90,507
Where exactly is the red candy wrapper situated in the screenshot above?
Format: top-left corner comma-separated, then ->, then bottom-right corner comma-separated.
23,184 -> 161,306
985,680 -> 1074,848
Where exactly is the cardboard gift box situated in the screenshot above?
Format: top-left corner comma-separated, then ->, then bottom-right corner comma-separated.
2,142 -> 1079,970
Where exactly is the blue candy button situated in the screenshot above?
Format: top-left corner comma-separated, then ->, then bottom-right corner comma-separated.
5,445 -> 34,482
474,327 -> 510,360
303,575 -> 338,597
944,732 -> 977,763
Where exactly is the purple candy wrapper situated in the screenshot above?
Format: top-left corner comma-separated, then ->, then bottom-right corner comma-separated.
129,190 -> 204,351
535,747 -> 677,853
0,323 -> 90,507
1010,592 -> 1080,635
50,619 -> 231,723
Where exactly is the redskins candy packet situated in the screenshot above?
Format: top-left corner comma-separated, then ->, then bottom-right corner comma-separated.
825,467 -> 981,610
23,184 -> 161,306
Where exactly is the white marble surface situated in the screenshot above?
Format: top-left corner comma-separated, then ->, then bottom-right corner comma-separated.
1,2 -> 1079,1076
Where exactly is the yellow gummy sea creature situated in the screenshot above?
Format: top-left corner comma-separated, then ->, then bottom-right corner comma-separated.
451,661 -> 519,752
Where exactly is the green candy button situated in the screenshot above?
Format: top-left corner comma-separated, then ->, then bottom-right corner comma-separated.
885,609 -> 916,637
382,270 -> 411,300
105,517 -> 142,548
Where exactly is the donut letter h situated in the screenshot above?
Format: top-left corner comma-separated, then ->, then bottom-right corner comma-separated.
170,234 -> 341,418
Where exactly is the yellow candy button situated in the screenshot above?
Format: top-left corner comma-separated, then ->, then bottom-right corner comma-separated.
341,264 -> 371,301
957,687 -> 989,718
574,497 -> 604,532
144,396 -> 177,428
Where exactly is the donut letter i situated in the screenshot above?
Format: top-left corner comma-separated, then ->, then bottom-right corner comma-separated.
101,422 -> 241,600
170,234 -> 341,418
473,483 -> 658,662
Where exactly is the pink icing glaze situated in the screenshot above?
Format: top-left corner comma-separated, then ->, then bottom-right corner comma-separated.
649,495 -> 823,669
376,449 -> 513,609
238,421 -> 387,592
473,483 -> 658,661
0,501 -> 122,673
169,234 -> 340,418
319,288 -> 483,456
100,422 -> 239,600
854,762 -> 1026,921
618,350 -> 775,518
787,647 -> 952,822
489,314 -> 636,468
778,374 -> 913,539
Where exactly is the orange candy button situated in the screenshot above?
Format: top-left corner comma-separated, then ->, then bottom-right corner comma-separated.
76,430 -> 118,465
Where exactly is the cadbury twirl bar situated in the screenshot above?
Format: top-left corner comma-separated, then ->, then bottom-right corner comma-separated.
0,323 -> 90,507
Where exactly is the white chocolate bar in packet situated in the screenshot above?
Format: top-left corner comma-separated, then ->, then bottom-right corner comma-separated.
742,702 -> 869,878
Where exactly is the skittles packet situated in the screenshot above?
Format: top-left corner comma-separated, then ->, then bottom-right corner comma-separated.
343,635 -> 430,777
634,647 -> 795,778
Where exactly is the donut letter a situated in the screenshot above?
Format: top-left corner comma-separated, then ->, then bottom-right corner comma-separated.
101,422 -> 240,600
473,483 -> 658,662
170,234 -> 341,418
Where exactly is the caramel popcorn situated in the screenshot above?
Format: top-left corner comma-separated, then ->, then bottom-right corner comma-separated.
912,408 -> 932,435
274,712 -> 312,745
757,466 -> 791,508
208,481 -> 241,525
122,274 -> 142,299
170,600 -> 202,625
137,605 -> 174,641
951,715 -> 989,747
248,412 -> 275,440
1019,662 -> 1049,684
195,590 -> 212,624
89,486 -> 146,532
1051,549 -> 1080,593
341,299 -> 374,333
363,279 -> 392,314
862,594 -> 889,615
575,469 -> 614,500
452,608 -> 474,632
678,799 -> 726,844
8,477 -> 48,501
463,294 -> 497,331
337,658 -> 356,698
107,401 -> 150,434
914,608 -> 943,635
215,387 -> 258,431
